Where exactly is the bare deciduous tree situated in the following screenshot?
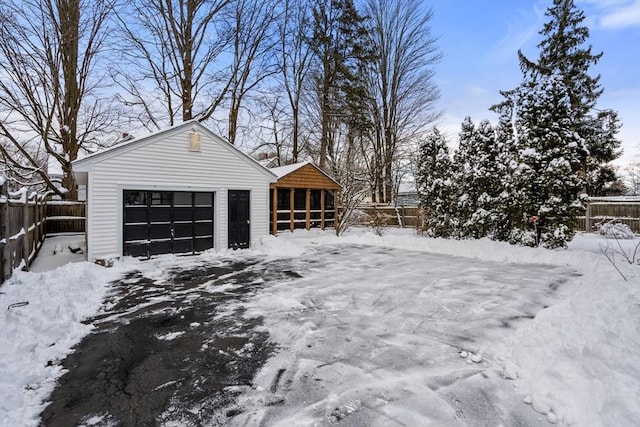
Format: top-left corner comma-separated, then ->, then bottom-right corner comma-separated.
226,0 -> 280,145
0,0 -> 116,200
363,0 -> 441,203
278,0 -> 313,162
114,0 -> 233,129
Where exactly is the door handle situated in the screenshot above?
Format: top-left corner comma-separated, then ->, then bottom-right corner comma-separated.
246,220 -> 250,225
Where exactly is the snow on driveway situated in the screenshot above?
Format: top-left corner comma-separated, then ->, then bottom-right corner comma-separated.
229,243 -> 577,426
2,228 -> 638,426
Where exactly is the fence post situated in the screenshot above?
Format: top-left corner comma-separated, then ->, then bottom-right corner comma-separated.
22,196 -> 30,270
585,200 -> 591,233
1,181 -> 9,282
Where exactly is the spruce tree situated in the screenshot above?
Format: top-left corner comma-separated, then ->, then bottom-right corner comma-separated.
518,0 -> 621,193
491,0 -> 620,248
417,128 -> 455,237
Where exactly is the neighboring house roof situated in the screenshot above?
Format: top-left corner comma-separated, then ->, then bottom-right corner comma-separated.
73,120 -> 277,180
269,161 -> 341,190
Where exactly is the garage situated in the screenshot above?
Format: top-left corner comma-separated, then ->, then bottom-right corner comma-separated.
73,120 -> 276,261
123,190 -> 214,257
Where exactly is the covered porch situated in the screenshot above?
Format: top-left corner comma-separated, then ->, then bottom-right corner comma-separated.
269,162 -> 341,234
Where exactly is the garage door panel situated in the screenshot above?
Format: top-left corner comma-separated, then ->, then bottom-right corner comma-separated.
173,240 -> 193,254
173,223 -> 193,238
124,207 -> 147,223
194,237 -> 213,252
194,207 -> 213,221
124,224 -> 147,241
149,207 -> 171,222
150,241 -> 171,256
124,243 -> 148,258
195,193 -> 212,205
194,222 -> 213,236
149,224 -> 172,239
174,207 -> 193,222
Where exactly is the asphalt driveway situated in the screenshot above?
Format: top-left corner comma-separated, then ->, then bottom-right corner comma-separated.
39,257 -> 298,426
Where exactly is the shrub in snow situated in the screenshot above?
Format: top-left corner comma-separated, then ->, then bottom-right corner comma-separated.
596,220 -> 635,240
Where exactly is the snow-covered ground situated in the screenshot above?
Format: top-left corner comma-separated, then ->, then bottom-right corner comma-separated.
0,229 -> 638,426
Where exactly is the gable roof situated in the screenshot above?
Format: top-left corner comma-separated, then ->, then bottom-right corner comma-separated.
269,161 -> 341,190
73,120 -> 277,180
269,161 -> 311,178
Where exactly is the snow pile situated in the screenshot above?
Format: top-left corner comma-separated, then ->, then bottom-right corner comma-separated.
505,262 -> 640,426
0,262 -> 128,427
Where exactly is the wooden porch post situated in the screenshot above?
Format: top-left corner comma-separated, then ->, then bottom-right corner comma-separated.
290,188 -> 295,232
334,191 -> 340,232
320,189 -> 326,230
305,188 -> 311,230
271,187 -> 278,235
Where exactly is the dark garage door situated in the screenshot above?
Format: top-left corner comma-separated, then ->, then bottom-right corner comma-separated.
123,190 -> 214,257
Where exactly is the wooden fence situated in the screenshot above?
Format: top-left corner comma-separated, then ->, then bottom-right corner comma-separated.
582,198 -> 640,233
357,198 -> 640,234
1,183 -> 47,283
1,181 -> 86,284
46,201 -> 86,234
356,205 -> 421,228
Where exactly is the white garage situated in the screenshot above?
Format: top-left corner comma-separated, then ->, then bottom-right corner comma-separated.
73,120 -> 277,260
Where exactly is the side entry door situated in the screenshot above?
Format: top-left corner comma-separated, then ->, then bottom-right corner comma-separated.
228,190 -> 250,249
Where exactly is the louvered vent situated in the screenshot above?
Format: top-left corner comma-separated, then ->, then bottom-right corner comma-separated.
189,131 -> 201,151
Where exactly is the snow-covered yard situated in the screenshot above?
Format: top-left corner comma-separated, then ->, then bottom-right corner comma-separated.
0,229 -> 638,426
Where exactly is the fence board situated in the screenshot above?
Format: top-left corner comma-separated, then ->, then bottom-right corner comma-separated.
356,205 -> 421,228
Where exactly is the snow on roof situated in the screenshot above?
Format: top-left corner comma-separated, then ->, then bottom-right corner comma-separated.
269,161 -> 312,178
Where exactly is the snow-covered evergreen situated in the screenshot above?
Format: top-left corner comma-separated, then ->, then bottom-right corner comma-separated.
447,117 -> 507,239
507,74 -> 586,248
416,128 -> 456,237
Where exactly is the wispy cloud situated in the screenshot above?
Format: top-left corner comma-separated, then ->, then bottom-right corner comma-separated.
486,2 -> 547,64
581,0 -> 640,29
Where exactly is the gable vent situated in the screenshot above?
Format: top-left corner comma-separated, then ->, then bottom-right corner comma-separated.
189,130 -> 201,152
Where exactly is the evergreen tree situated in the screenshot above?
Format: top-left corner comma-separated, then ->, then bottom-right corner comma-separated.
507,74 -> 586,248
468,119 -> 502,238
417,128 -> 455,237
451,117 -> 502,239
491,0 -> 620,248
518,0 -> 621,193
451,116 -> 475,237
491,100 -> 519,242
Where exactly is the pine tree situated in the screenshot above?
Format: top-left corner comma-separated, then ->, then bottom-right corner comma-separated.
518,0 -> 621,193
417,128 -> 455,237
491,0 -> 620,248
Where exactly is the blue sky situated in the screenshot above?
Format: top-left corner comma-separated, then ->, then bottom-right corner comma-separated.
428,0 -> 640,167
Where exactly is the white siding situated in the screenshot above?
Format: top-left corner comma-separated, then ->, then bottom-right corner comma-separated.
85,127 -> 272,259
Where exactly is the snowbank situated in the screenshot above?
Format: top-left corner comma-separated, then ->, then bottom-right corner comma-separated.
0,262 -> 128,427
